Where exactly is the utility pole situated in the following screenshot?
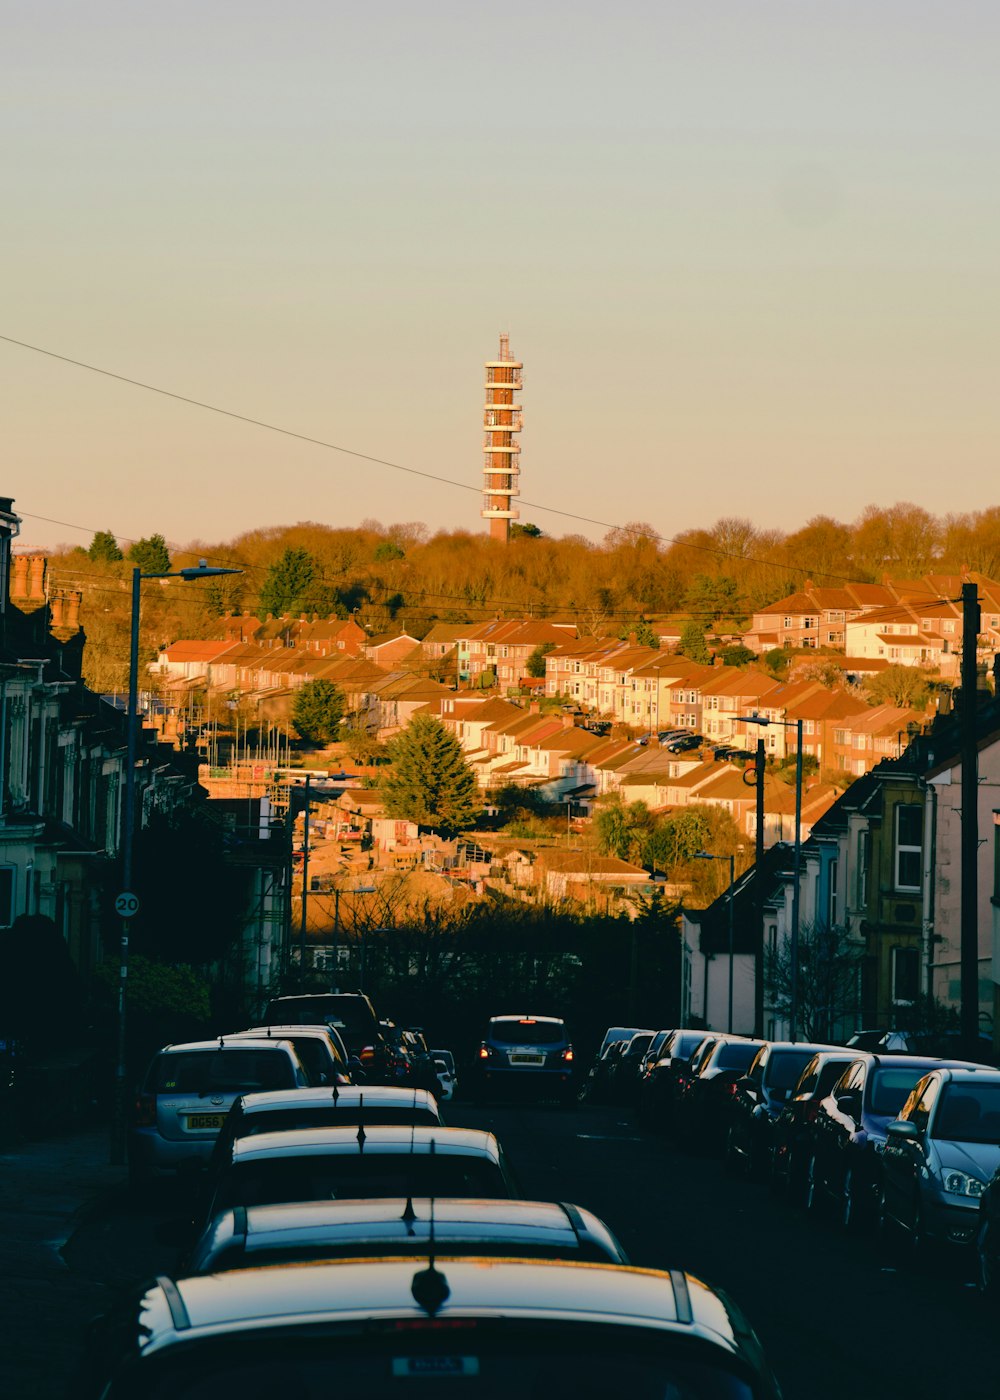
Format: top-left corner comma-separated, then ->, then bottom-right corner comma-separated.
298,776 -> 312,982
754,736 -> 766,1037
960,581 -> 980,1058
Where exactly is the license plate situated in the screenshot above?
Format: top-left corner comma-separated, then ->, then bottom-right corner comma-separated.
392,1357 -> 479,1378
510,1054 -> 544,1065
187,1113 -> 225,1130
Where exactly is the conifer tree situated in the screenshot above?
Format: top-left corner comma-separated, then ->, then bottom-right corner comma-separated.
292,679 -> 346,744
380,714 -> 480,837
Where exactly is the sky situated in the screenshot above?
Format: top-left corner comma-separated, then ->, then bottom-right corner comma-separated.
4,1 -> 999,555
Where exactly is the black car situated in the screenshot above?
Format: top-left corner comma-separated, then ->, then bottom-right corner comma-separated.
606,1030 -> 657,1104
476,1014 -> 575,1102
768,1049 -> 856,1199
666,733 -> 704,753
807,1053 -> 981,1231
260,992 -> 390,1082
676,1037 -> 766,1151
725,1042 -> 837,1180
638,1029 -> 713,1129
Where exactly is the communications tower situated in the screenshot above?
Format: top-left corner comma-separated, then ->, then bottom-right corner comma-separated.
481,333 -> 522,542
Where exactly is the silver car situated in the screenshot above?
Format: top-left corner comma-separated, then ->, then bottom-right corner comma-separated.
93,1257 -> 783,1397
188,1196 -> 629,1273
128,1038 -> 309,1188
226,1024 -> 352,1086
880,1067 -> 1000,1253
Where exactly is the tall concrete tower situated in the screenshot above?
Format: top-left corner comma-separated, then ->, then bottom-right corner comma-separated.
481,333 -> 522,543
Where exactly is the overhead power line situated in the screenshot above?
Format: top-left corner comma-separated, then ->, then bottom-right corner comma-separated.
1,330 -> 973,603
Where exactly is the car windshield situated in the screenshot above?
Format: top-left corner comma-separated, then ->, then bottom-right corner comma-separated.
715,1043 -> 761,1071
155,1051 -> 294,1095
128,1335 -> 755,1399
932,1085 -> 1000,1144
490,1020 -> 565,1045
219,1154 -> 509,1208
870,1067 -> 930,1117
671,1032 -> 708,1060
626,1035 -> 654,1057
240,1107 -> 440,1137
766,1050 -> 816,1092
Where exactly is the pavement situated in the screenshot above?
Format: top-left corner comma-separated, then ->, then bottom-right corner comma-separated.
0,1126 -> 126,1400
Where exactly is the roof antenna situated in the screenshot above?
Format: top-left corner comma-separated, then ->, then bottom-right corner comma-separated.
401,1118 -> 417,1229
331,1081 -> 340,1106
411,1141 -> 449,1316
218,1036 -> 225,1049
356,1092 -> 366,1151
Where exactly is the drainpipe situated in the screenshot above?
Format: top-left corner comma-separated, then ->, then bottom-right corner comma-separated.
921,779 -> 938,1001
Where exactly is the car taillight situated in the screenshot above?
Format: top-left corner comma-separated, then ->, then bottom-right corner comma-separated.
360,1045 -> 376,1063
727,1082 -> 739,1096
561,1048 -> 574,1063
133,1093 -> 156,1127
478,1045 -> 489,1060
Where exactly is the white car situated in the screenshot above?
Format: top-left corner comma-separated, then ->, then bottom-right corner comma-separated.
431,1048 -> 458,1101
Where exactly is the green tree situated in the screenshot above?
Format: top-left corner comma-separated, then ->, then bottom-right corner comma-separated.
374,540 -> 405,562
88,529 -> 123,563
526,642 -> 556,678
258,547 -> 335,617
510,521 -> 543,538
292,679 -> 347,744
863,665 -> 934,710
762,647 -> 791,678
126,533 -> 171,574
617,621 -> 659,649
381,714 -> 480,836
594,799 -> 654,863
720,644 -> 755,667
678,621 -> 711,664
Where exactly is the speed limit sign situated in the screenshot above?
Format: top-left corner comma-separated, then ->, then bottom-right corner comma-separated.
115,891 -> 140,919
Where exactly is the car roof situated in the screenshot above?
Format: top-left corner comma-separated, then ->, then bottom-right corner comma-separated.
236,1086 -> 440,1115
919,1066 -> 1000,1084
156,1039 -> 298,1056
229,1125 -> 500,1164
194,1198 -> 627,1267
133,1258 -> 749,1360
489,1014 -> 565,1024
229,1026 -> 340,1041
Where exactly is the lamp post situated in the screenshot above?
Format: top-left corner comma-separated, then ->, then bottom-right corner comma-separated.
738,713 -> 803,1042
111,559 -> 242,1164
694,851 -> 736,1032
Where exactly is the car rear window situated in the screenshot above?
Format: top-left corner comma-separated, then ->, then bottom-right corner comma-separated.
766,1050 -> 816,1091
489,1019 -> 565,1045
265,997 -> 376,1034
156,1050 -> 296,1095
671,1032 -> 707,1059
870,1066 -> 930,1116
240,1106 -> 441,1138
220,1154 -> 509,1208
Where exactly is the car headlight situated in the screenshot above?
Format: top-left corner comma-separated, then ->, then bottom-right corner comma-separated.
943,1170 -> 986,1198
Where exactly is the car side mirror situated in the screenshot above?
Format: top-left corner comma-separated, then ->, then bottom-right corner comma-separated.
736,1077 -> 756,1095
886,1118 -> 920,1141
836,1094 -> 859,1117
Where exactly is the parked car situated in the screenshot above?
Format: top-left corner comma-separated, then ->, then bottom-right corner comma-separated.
430,1048 -> 458,1101
88,1257 -> 783,1399
227,1024 -> 351,1087
977,1159 -> 1000,1295
807,1053 -> 984,1230
380,1022 -> 440,1091
880,1067 -> 1000,1260
476,1014 -> 575,1101
128,1038 -> 309,1188
638,1029 -> 714,1129
203,1125 -> 520,1225
769,1050 -> 857,1199
187,1196 -> 630,1273
666,733 -> 704,753
607,1030 -> 656,1103
260,992 -> 391,1081
637,1028 -> 673,1081
725,1042 -> 837,1180
207,1084 -> 444,1185
597,1024 -> 643,1060
678,1037 -> 766,1151
581,1034 -> 635,1103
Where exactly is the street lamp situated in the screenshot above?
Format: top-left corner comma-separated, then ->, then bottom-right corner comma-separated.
738,713 -> 803,1042
111,559 -> 242,1164
694,851 -> 736,1032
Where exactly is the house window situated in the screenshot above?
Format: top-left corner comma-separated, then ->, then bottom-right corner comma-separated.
829,859 -> 839,927
0,866 -> 14,927
943,620 -> 956,634
783,617 -> 792,628
891,947 -> 920,1006
895,804 -> 923,892
856,831 -> 868,906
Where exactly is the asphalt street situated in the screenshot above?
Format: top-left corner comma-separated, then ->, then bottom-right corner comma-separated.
21,1099 -> 1000,1399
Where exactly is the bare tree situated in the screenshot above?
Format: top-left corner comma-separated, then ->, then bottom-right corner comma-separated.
764,922 -> 862,1042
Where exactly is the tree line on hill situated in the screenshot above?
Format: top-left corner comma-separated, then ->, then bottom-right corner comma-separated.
39,500 -> 1000,694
